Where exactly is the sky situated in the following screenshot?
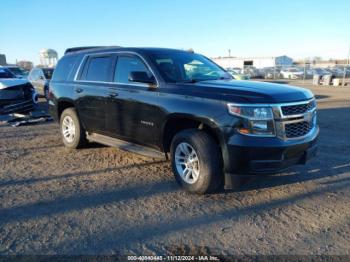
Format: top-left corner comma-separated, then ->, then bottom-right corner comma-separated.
1,0 -> 350,65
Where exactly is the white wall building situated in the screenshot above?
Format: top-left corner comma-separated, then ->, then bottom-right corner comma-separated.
212,55 -> 293,69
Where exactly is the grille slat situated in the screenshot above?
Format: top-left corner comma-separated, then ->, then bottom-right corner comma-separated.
285,121 -> 312,138
281,100 -> 316,116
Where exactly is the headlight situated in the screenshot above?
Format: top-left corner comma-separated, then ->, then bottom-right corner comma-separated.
227,104 -> 275,136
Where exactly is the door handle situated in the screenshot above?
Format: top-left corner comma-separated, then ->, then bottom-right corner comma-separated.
75,87 -> 84,93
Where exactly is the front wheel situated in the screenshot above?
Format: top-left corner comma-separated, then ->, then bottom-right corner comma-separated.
170,129 -> 223,194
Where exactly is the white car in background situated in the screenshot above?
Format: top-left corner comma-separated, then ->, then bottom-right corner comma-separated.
280,68 -> 304,79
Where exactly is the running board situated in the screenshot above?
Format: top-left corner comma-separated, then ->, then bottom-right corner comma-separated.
87,133 -> 165,159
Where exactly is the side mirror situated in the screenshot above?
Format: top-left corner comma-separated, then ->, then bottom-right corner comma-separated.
129,71 -> 156,85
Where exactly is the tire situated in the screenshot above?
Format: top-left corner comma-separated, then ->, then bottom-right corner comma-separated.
44,86 -> 49,100
170,129 -> 223,194
60,107 -> 87,149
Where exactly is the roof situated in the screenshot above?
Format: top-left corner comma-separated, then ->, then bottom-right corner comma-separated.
64,46 -> 191,56
2,65 -> 21,68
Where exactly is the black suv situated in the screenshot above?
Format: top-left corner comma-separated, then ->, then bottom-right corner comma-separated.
49,47 -> 319,194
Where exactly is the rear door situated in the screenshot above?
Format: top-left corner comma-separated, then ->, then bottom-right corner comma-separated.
105,54 -> 160,148
75,54 -> 116,133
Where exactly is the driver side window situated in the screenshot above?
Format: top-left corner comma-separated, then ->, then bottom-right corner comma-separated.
114,56 -> 151,84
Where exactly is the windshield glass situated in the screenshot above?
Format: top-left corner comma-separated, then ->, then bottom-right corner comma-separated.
8,67 -> 26,75
0,68 -> 15,78
42,68 -> 54,79
150,52 -> 231,83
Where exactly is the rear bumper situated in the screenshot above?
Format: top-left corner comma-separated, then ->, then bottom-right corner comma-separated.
223,126 -> 319,175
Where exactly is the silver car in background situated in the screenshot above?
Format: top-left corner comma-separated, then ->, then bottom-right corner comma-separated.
28,67 -> 54,99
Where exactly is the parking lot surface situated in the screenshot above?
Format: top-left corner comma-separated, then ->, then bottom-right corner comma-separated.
0,84 -> 349,255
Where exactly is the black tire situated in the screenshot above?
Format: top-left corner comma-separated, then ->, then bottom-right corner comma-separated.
44,86 -> 49,100
60,107 -> 87,149
170,129 -> 223,194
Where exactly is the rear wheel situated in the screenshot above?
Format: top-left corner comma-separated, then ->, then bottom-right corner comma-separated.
60,108 -> 87,149
170,129 -> 223,194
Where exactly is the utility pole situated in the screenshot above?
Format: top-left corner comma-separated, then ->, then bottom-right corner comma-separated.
343,46 -> 350,87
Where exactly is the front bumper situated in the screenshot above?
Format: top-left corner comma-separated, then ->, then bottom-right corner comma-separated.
0,92 -> 38,115
222,126 -> 319,174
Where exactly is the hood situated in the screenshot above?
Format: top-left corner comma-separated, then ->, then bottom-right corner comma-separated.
182,80 -> 314,103
0,79 -> 30,90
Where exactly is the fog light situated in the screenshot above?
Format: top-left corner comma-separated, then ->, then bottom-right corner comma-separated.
32,92 -> 39,104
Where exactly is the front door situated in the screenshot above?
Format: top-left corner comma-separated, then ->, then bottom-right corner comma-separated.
105,54 -> 160,148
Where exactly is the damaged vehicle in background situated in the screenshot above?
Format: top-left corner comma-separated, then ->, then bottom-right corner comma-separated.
0,67 -> 38,115
3,65 -> 28,79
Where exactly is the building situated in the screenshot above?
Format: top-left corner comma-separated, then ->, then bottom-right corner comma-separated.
212,55 -> 293,69
0,54 -> 7,66
17,60 -> 34,71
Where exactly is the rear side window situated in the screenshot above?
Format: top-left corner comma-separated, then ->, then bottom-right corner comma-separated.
52,55 -> 78,81
114,56 -> 151,84
81,55 -> 113,82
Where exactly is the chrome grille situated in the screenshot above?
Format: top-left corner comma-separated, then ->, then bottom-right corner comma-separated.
281,100 -> 316,116
273,98 -> 317,140
285,121 -> 312,138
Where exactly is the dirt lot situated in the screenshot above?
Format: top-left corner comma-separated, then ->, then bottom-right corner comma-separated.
0,84 -> 350,256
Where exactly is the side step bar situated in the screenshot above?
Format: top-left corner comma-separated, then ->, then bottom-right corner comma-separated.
87,132 -> 166,159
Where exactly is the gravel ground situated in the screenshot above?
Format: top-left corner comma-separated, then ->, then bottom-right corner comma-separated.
0,85 -> 349,256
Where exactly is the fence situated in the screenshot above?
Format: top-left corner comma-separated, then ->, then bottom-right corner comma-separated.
224,63 -> 350,87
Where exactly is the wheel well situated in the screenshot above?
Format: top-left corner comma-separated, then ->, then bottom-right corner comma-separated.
58,101 -> 75,119
162,118 -> 220,153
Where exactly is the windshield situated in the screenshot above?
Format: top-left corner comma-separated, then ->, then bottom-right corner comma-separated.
150,52 -> 231,83
0,68 -> 15,78
8,67 -> 26,75
42,68 -> 54,79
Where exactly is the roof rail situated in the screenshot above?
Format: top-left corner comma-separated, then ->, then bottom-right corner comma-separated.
64,46 -> 121,54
